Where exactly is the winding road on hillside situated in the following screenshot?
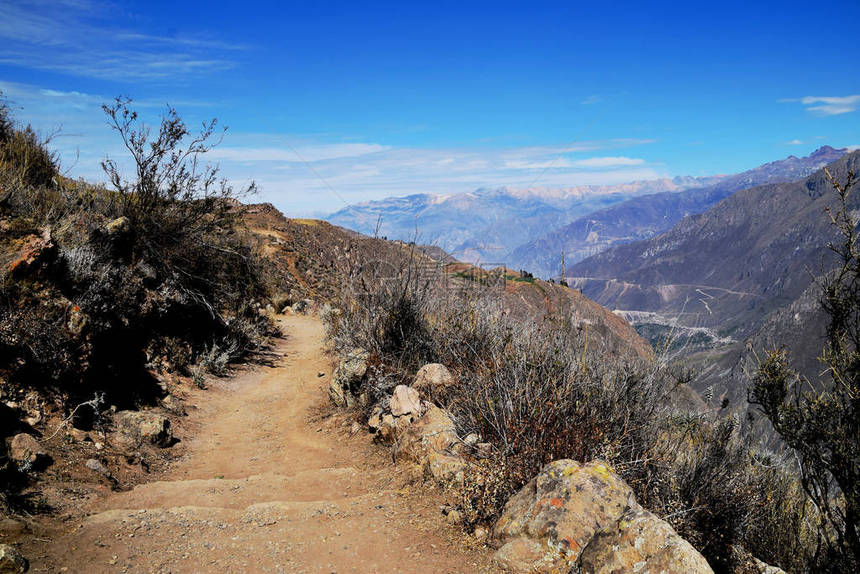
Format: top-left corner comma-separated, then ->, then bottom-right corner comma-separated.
26,314 -> 492,573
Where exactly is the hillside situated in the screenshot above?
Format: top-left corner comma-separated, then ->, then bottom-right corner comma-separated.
325,177 -> 722,264
509,146 -> 847,277
569,151 -> 860,339
243,205 -> 651,359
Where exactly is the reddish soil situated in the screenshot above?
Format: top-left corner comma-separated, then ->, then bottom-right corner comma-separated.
16,314 -> 494,573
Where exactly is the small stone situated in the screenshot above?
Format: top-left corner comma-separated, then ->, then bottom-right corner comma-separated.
474,526 -> 488,541
8,434 -> 50,470
85,458 -> 110,477
67,427 -> 90,443
329,349 -> 369,408
105,216 -> 130,236
411,364 -> 455,400
446,510 -> 462,525
0,519 -> 26,536
389,385 -> 423,417
377,414 -> 397,444
367,405 -> 384,431
111,411 -> 173,449
425,453 -> 468,484
0,544 -> 28,573
317,371 -> 325,378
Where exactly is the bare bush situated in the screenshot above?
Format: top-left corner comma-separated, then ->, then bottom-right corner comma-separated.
324,252 -> 822,573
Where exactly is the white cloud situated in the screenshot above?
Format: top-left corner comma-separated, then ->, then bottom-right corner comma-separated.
1,80 -> 664,216
782,95 -> 860,116
208,143 -> 390,163
572,156 -> 645,168
786,139 -> 804,145
503,158 -> 573,170
580,95 -> 602,105
0,2 -> 244,81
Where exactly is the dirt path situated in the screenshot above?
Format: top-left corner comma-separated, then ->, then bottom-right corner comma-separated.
25,314 -> 492,573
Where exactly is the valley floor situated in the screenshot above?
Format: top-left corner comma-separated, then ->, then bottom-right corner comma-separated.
19,314 -> 492,573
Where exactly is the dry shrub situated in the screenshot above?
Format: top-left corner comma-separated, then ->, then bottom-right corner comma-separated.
0,94 -> 274,397
325,254 -> 824,573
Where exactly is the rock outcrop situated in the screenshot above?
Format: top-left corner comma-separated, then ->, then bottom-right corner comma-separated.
491,459 -> 713,573
492,459 -> 639,571
329,348 -> 369,407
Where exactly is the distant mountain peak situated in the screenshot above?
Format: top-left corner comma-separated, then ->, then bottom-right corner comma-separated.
809,145 -> 841,157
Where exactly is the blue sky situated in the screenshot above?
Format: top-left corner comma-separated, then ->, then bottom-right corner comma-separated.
1,0 -> 859,215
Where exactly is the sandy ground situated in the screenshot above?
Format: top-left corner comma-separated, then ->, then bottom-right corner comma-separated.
21,314 -> 494,573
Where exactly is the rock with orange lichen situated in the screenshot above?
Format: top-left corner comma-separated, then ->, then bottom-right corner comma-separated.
579,507 -> 713,574
491,459 -> 640,572
490,458 -> 713,573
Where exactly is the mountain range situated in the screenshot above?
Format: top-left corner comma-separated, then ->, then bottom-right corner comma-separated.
508,146 -> 847,277
567,150 -> 860,422
325,177 -> 723,265
325,147 -> 847,278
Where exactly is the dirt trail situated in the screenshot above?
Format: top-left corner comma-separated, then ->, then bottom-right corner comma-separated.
27,314 -> 492,573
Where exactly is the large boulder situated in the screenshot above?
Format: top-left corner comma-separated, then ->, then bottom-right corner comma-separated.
111,411 -> 173,449
578,508 -> 713,574
0,544 -> 28,573
389,385 -> 423,417
411,363 -> 454,401
329,349 -> 369,407
491,459 -> 640,572
7,434 -> 50,470
394,404 -> 458,463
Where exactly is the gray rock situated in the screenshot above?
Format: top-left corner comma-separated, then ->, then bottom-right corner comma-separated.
85,458 -> 110,477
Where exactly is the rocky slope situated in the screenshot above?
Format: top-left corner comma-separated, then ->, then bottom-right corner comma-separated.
509,146 -> 847,278
245,205 -> 652,359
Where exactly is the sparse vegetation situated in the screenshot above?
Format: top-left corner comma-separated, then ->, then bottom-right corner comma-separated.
326,248 -> 824,573
751,168 -> 860,573
0,91 -> 274,431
